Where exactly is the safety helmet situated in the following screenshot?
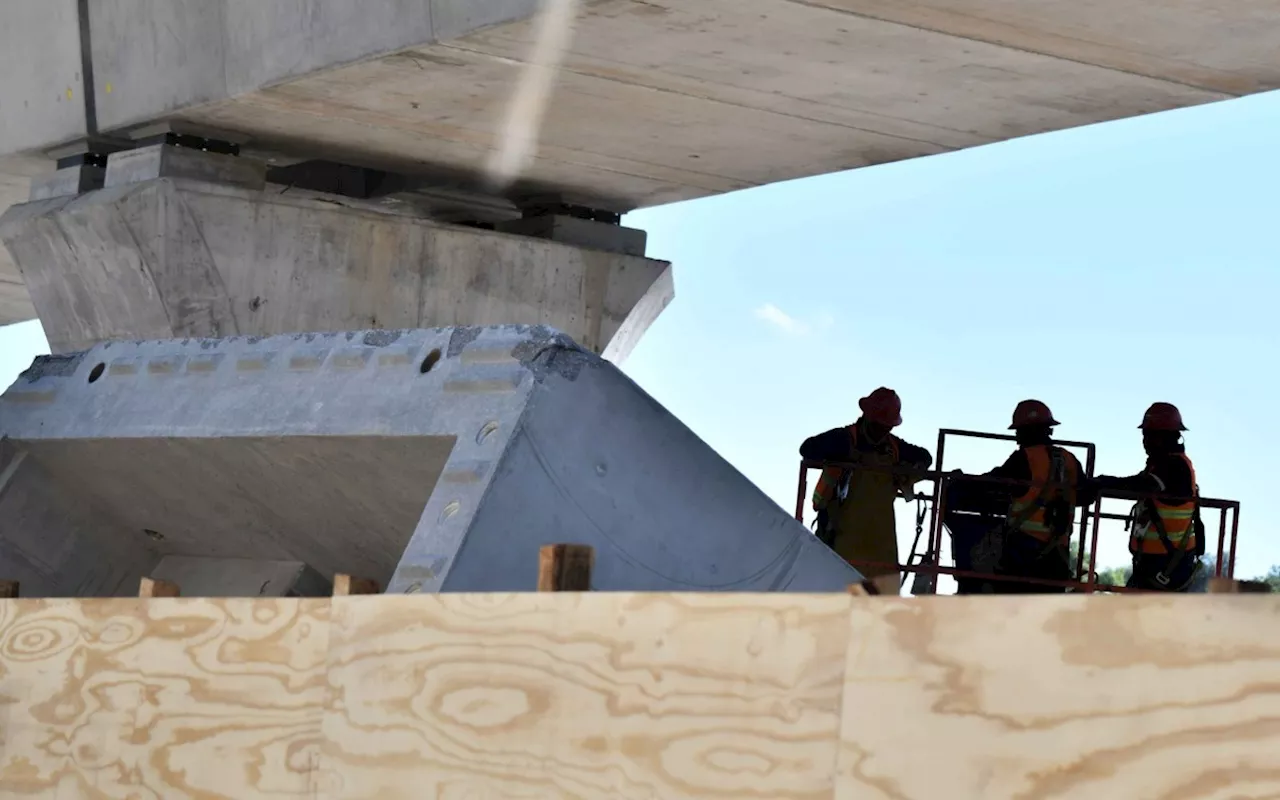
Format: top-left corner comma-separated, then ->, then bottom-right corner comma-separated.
859,387 -> 902,427
1140,402 -> 1187,432
1009,399 -> 1060,430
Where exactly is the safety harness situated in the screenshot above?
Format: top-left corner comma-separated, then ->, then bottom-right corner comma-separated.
1128,473 -> 1205,590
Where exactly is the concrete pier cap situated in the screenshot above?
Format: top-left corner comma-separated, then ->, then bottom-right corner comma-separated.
0,144 -> 672,359
0,325 -> 860,598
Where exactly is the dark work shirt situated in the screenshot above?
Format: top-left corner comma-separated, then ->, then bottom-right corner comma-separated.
799,421 -> 932,468
1096,445 -> 1194,502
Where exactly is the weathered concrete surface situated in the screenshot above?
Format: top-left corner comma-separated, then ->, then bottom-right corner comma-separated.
0,326 -> 859,597
0,156 -> 49,323
0,176 -> 672,358
3,0 -> 1277,324
0,0 -> 86,156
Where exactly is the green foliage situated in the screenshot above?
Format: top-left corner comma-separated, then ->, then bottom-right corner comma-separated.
1096,565 -> 1132,588
1088,555 -> 1280,592
1254,565 -> 1280,593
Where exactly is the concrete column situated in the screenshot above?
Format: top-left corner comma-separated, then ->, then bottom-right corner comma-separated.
0,145 -> 672,361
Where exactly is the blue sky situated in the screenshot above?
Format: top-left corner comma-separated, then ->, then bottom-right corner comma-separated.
3,90 -> 1278,582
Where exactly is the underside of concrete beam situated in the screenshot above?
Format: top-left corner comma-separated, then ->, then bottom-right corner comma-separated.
3,0 -> 1277,326
0,152 -> 672,359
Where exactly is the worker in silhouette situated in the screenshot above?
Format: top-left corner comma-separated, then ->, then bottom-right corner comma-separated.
957,400 -> 1094,594
801,387 -> 932,595
1095,403 -> 1203,592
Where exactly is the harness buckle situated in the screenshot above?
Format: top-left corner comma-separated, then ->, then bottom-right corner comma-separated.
1155,571 -> 1171,587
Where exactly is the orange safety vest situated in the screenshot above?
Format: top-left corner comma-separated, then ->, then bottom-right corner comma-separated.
1130,454 -> 1198,556
1008,445 -> 1080,543
811,425 -> 900,511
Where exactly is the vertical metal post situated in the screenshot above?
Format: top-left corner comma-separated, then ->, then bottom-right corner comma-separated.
1215,510 -> 1227,577
1076,444 -> 1097,580
925,429 -> 948,595
1086,499 -> 1102,592
1227,505 -> 1240,579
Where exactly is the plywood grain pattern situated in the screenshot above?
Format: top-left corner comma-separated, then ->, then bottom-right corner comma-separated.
1,593 -> 1278,799
320,593 -> 852,799
837,595 -> 1280,799
0,598 -> 330,799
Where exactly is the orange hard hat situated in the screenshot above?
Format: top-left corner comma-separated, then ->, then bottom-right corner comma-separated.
859,387 -> 902,427
1140,402 -> 1187,431
1009,399 -> 1060,430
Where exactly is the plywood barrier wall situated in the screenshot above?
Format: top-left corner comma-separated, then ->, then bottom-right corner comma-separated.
1,593 -> 1278,799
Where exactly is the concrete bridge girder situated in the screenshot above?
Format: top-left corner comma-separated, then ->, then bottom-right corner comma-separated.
3,0 -> 1280,330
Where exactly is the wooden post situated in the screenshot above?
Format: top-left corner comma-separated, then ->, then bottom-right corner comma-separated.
0,581 -> 18,599
139,577 -> 181,598
538,544 -> 594,591
333,575 -> 381,596
847,580 -> 881,597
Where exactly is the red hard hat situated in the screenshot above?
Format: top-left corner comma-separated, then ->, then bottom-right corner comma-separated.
1009,399 -> 1060,430
1140,402 -> 1187,431
859,387 -> 902,427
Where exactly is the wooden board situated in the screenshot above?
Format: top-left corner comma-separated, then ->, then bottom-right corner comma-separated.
1,593 -> 1278,799
321,593 -> 851,799
0,598 -> 330,798
838,596 -> 1280,799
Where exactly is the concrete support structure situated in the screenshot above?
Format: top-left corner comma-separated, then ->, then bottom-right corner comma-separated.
0,326 -> 859,597
1,145 -> 671,358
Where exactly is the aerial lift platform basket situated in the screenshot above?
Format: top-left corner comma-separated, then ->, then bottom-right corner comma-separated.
797,428 -> 1242,594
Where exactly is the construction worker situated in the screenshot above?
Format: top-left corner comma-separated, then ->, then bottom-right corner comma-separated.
801,387 -> 932,595
1096,403 -> 1203,592
976,400 -> 1094,593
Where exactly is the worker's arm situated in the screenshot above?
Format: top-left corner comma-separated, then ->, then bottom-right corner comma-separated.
1074,475 -> 1100,507
1093,471 -> 1162,495
972,449 -> 1029,505
985,450 -> 1030,483
799,428 -> 854,462
1098,455 -> 1193,500
894,438 -> 933,470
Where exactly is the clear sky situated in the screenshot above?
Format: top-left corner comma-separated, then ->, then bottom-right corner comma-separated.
2,90 -> 1277,583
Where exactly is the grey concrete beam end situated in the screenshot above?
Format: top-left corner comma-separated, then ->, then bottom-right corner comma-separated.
30,165 -> 106,201
0,177 -> 671,361
0,327 -> 858,597
104,145 -> 267,191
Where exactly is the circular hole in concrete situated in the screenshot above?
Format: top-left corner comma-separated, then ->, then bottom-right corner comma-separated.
420,348 -> 443,374
477,421 -> 500,445
143,529 -> 165,541
88,363 -> 106,383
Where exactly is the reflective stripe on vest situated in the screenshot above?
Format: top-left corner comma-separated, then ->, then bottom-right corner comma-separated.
812,425 -> 900,510
1008,445 -> 1080,542
1131,454 -> 1198,555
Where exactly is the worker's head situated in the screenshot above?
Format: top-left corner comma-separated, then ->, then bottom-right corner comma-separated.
1139,402 -> 1186,453
858,387 -> 902,439
1009,399 -> 1059,445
